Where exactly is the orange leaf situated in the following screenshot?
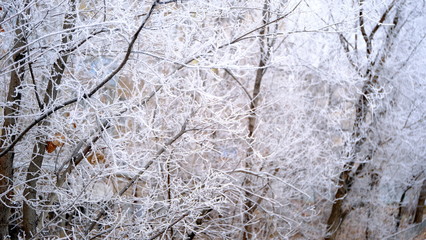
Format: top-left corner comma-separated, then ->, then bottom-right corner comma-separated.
46,141 -> 57,153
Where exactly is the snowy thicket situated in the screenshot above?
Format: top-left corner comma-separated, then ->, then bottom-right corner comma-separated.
0,0 -> 425,239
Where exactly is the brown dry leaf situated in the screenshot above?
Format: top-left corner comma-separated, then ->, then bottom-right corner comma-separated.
87,152 -> 106,165
52,132 -> 65,147
46,141 -> 57,153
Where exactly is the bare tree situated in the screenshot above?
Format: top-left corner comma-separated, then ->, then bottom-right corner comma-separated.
0,0 -> 425,239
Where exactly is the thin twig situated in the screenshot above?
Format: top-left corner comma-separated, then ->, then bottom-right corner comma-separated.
368,0 -> 397,43
224,69 -> 252,101
29,177 -> 97,240
228,1 -> 302,46
0,2 -> 157,158
84,117 -> 189,235
148,212 -> 190,240
28,59 -> 43,110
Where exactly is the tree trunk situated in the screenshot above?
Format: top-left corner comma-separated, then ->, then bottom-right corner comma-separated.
413,179 -> 426,224
242,2 -> 271,239
22,1 -> 76,236
325,81 -> 371,240
325,2 -> 400,238
0,8 -> 29,237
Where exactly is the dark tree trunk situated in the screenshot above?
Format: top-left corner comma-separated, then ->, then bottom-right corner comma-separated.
413,179 -> 426,224
242,2 -> 270,239
325,2 -> 400,238
22,1 -> 76,236
0,9 -> 29,237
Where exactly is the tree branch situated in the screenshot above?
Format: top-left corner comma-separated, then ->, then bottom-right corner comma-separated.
0,1 -> 158,158
224,69 -> 253,101
368,0 -> 397,43
148,212 -> 190,240
358,0 -> 371,56
84,117 -> 189,236
28,59 -> 43,110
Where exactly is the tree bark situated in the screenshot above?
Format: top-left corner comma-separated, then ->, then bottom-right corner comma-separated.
413,179 -> 426,224
22,1 -> 76,236
0,5 -> 29,237
242,2 -> 271,239
325,2 -> 400,239
325,78 -> 372,240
